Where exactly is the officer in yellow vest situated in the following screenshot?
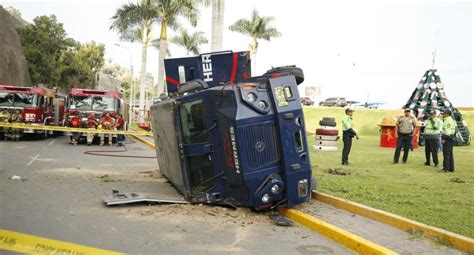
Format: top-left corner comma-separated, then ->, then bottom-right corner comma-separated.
441,110 -> 456,172
423,110 -> 442,167
0,109 -> 11,141
342,108 -> 359,165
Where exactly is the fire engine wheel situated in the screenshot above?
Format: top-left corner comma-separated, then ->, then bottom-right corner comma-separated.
315,128 -> 338,136
319,120 -> 336,127
264,66 -> 304,85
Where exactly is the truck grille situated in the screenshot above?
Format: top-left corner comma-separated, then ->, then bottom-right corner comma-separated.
241,124 -> 280,171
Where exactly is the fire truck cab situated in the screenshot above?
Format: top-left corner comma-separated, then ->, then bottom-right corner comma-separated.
66,88 -> 123,140
0,85 -> 65,136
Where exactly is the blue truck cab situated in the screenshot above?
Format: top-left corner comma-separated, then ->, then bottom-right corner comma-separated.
150,51 -> 311,210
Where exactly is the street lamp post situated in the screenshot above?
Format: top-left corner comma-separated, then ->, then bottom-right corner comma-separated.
115,43 -> 134,124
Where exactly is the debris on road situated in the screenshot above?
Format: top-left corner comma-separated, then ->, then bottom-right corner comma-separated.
9,175 -> 22,180
271,214 -> 294,227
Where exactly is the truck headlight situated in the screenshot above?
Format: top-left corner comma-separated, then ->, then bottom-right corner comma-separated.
271,184 -> 281,194
247,92 -> 257,102
257,100 -> 268,110
298,179 -> 308,198
261,194 -> 271,203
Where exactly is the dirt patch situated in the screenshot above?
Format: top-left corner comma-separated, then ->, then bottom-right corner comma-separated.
449,177 -> 466,184
119,204 -> 272,227
326,168 -> 351,176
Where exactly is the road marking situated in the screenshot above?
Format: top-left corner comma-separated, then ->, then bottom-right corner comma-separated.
49,140 -> 56,146
0,229 -> 123,255
27,154 -> 40,166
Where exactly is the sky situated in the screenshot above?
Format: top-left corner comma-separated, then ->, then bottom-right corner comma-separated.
3,0 -> 473,108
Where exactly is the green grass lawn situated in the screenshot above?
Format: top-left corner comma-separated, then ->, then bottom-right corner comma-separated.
303,107 -> 474,238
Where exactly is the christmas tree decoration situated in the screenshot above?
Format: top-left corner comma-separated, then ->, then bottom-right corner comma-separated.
402,69 -> 471,146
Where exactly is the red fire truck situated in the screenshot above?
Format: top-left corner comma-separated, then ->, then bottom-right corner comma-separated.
65,88 -> 123,142
0,85 -> 65,137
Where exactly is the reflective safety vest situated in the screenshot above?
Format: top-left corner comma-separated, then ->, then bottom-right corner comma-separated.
342,115 -> 353,131
424,118 -> 442,135
443,116 -> 456,136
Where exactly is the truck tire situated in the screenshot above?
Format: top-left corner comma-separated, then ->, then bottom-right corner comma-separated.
322,117 -> 336,122
319,120 -> 336,127
264,66 -> 304,85
315,128 -> 338,136
177,79 -> 208,94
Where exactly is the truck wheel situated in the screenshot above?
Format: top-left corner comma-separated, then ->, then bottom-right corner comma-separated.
264,66 -> 304,85
177,80 -> 208,94
322,117 -> 336,122
319,120 -> 336,127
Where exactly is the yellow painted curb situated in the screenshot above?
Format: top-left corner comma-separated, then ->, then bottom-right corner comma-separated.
0,229 -> 123,255
131,134 -> 155,149
313,191 -> 474,252
279,208 -> 397,255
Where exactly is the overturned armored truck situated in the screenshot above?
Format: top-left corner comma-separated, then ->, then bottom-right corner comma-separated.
150,51 -> 312,211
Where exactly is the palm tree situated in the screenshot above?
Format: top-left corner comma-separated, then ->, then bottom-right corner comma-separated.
170,28 -> 208,56
210,0 -> 225,51
229,9 -> 281,74
110,0 -> 157,121
154,0 -> 200,94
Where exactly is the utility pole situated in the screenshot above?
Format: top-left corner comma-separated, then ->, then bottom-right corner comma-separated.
115,44 -> 134,124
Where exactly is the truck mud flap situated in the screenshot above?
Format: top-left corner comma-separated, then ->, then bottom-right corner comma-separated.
103,192 -> 189,206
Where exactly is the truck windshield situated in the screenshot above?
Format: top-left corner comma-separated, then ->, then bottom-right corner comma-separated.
71,96 -> 93,110
0,93 -> 13,107
0,93 -> 38,107
70,96 -> 116,111
92,96 -> 115,111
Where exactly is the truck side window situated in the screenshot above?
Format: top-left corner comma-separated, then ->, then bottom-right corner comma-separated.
178,66 -> 186,84
179,99 -> 207,144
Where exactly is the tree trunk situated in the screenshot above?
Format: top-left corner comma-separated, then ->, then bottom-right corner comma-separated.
157,20 -> 168,94
138,24 -> 149,123
211,0 -> 225,52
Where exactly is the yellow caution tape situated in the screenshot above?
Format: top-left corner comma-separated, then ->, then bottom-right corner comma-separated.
0,122 -> 152,136
0,229 -> 123,255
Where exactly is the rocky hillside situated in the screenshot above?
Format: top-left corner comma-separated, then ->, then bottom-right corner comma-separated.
0,6 -> 31,86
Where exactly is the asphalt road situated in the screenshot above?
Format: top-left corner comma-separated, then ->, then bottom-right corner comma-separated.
0,136 -> 352,255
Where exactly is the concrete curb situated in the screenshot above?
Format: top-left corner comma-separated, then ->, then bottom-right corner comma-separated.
313,191 -> 474,252
278,208 -> 398,255
130,134 -> 155,149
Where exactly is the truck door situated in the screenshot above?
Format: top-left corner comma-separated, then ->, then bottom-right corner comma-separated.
178,98 -> 215,197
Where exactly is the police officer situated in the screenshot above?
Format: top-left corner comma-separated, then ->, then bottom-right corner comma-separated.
0,109 -> 11,141
342,108 -> 359,165
441,110 -> 456,173
393,109 -> 417,164
423,110 -> 442,167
